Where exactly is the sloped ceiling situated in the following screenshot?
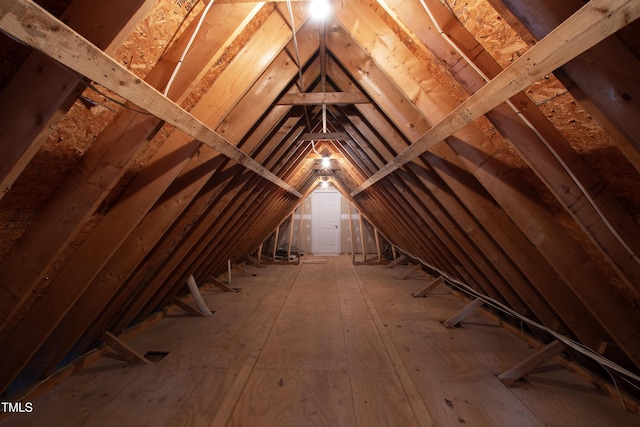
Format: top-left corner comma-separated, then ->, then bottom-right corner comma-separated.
0,0 -> 639,397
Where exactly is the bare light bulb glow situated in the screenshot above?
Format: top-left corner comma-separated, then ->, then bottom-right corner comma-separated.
321,181 -> 329,188
321,157 -> 331,168
309,0 -> 331,20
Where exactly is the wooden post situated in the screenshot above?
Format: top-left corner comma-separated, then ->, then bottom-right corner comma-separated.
347,202 -> 355,264
287,211 -> 295,262
392,245 -> 397,261
374,227 -> 381,262
412,276 -> 444,297
358,208 -> 367,263
395,263 -> 423,280
443,298 -> 484,328
498,340 -> 565,387
384,255 -> 407,269
297,200 -> 305,264
272,226 -> 279,261
101,331 -> 150,365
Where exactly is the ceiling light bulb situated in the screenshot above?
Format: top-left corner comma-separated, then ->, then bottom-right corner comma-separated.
321,181 -> 329,188
322,157 -> 331,168
309,0 -> 331,20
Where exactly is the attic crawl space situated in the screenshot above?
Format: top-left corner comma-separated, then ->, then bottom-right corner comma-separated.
1,0 -> 640,425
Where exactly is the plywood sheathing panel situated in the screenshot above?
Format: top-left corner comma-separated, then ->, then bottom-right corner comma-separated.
0,0 -> 193,261
450,0 -> 640,222
2,259 -> 638,426
445,0 -> 640,304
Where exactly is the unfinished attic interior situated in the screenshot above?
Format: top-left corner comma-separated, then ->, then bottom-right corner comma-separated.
1,0 -> 640,424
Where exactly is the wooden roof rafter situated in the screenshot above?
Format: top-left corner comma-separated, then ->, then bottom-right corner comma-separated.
352,0 -> 640,195
0,0 -> 302,198
1,0 -> 640,403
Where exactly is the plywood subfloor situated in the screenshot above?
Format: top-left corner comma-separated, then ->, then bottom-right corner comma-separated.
2,255 -> 638,426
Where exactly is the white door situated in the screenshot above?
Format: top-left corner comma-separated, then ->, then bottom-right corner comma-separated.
312,190 -> 341,254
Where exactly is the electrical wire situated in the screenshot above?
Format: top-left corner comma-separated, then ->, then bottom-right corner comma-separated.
163,0 -> 216,96
396,245 -> 640,386
86,84 -> 152,115
418,0 -> 640,272
286,0 -> 305,92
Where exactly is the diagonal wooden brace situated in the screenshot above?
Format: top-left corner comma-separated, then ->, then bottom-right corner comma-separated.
395,263 -> 423,280
443,298 -> 484,328
384,255 -> 407,269
210,277 -> 238,293
245,255 -> 266,268
233,264 -> 256,277
498,340 -> 565,387
101,331 -> 150,365
172,297 -> 208,317
412,276 -> 444,298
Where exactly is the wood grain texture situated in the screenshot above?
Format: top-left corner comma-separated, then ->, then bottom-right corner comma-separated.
2,258 -> 637,427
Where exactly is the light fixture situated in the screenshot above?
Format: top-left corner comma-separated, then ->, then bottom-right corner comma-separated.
321,156 -> 331,169
321,180 -> 329,188
309,0 -> 331,20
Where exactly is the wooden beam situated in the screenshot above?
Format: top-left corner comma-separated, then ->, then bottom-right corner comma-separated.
0,0 -> 155,199
331,6 -> 639,364
272,226 -> 280,261
209,277 -> 238,293
412,276 -> 444,298
374,227 -> 382,262
395,263 -> 423,280
386,0 -> 640,299
287,212 -> 295,261
443,298 -> 485,329
347,202 -> 356,264
358,207 -> 367,263
277,92 -> 369,105
249,253 -> 265,268
383,254 -> 406,268
498,340 -> 565,387
298,132 -> 351,141
351,0 -> 640,195
0,0 -> 301,198
101,331 -> 150,365
297,199 -> 305,264
232,264 -> 256,277
492,0 -> 640,170
171,297 -> 208,318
